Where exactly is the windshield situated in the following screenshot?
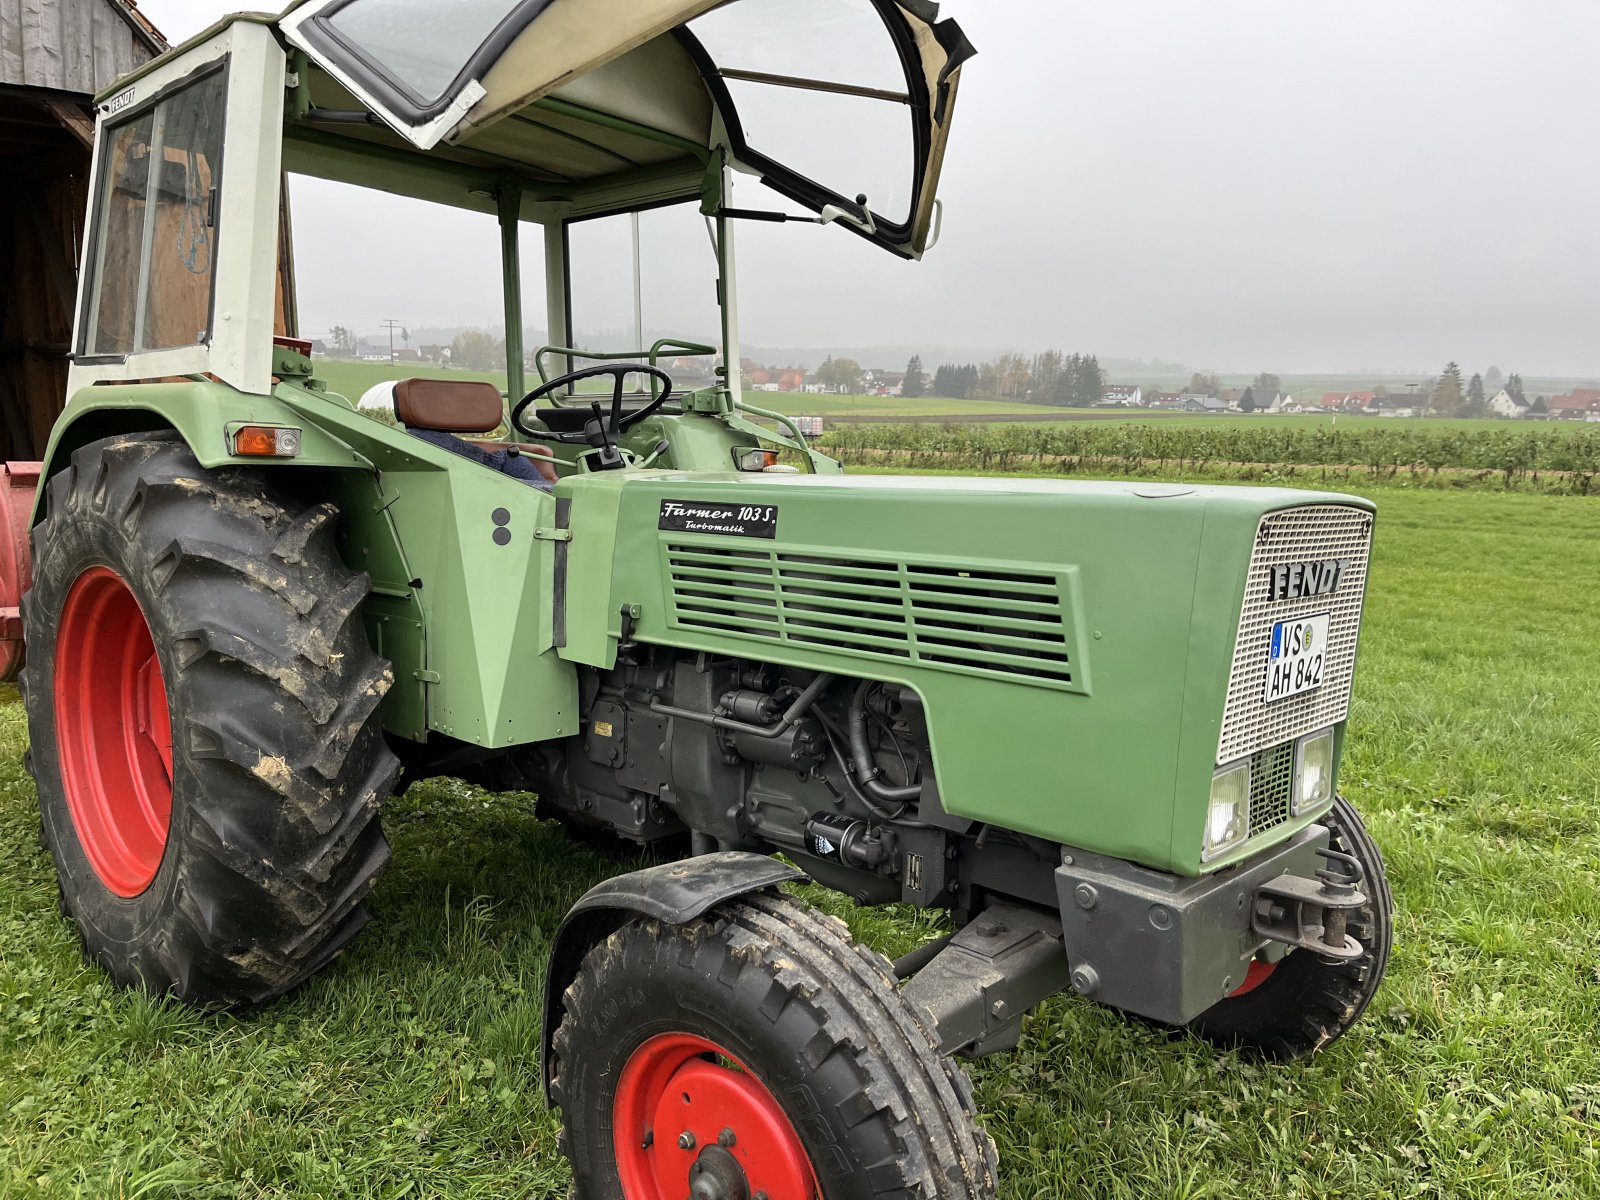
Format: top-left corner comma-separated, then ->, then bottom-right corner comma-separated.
686,0 -> 919,227
559,202 -> 721,393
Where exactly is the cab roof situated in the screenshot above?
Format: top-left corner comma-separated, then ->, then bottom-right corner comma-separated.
261,0 -> 974,257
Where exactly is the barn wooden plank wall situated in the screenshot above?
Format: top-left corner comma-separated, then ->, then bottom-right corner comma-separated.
0,146 -> 89,458
0,0 -> 158,95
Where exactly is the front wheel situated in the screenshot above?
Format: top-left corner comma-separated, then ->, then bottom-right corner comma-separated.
551,891 -> 997,1199
1186,794 -> 1394,1060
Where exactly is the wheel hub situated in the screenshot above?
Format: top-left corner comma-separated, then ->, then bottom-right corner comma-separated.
614,1033 -> 818,1200
53,566 -> 174,897
688,1144 -> 750,1200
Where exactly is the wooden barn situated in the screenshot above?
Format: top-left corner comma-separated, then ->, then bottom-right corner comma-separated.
0,0 -> 168,459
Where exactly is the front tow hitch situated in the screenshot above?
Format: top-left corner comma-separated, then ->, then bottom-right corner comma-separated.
1252,848 -> 1368,963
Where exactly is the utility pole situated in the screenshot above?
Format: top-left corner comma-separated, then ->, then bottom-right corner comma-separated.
381,318 -> 402,363
630,211 -> 643,352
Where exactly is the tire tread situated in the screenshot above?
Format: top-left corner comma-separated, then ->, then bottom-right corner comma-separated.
27,433 -> 397,1007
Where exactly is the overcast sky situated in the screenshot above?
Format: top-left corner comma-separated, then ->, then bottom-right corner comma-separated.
137,0 -> 1600,375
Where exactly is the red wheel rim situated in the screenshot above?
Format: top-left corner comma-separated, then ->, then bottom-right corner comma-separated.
614,1032 -> 820,1200
53,566 -> 174,897
1228,959 -> 1277,997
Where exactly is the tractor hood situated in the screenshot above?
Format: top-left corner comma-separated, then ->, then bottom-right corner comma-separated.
554,471 -> 1376,874
279,0 -> 975,258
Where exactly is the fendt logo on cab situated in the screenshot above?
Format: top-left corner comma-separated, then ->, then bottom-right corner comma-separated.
1269,559 -> 1347,602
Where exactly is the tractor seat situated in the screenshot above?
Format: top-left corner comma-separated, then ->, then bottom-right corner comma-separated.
391,378 -> 556,491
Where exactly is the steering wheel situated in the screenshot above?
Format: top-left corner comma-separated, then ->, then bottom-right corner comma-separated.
511,363 -> 675,448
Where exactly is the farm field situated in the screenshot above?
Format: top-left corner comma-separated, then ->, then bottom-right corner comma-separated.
835,413 -> 1600,437
310,358 -> 1050,419
823,422 -> 1600,493
306,358 -> 1599,433
2,475 -> 1597,1197
971,414 -> 1594,434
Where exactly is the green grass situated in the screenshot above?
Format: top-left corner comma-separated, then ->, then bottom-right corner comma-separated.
749,394 -> 1052,418
986,413 -> 1585,434
4,486 -> 1600,1196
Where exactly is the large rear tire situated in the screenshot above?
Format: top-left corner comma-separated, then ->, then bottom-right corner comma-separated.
551,891 -> 997,1199
22,433 -> 399,1006
1186,794 -> 1393,1060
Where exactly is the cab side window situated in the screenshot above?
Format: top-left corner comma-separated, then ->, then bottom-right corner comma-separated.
80,67 -> 227,359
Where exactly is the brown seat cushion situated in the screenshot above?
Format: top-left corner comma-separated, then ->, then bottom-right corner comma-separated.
393,378 -> 505,433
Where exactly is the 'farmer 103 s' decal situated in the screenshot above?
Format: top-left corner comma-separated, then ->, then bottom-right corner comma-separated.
659,499 -> 779,539
1268,559 -> 1347,602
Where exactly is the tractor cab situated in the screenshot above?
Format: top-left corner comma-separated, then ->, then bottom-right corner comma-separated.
65,0 -> 974,471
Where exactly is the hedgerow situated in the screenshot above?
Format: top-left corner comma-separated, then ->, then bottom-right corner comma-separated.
822,423 -> 1600,493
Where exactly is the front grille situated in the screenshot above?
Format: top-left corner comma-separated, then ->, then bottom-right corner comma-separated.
664,544 -> 1078,690
1248,742 -> 1295,837
1217,505 -> 1372,765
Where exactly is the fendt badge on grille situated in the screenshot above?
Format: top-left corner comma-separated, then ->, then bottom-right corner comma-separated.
1268,559 -> 1348,603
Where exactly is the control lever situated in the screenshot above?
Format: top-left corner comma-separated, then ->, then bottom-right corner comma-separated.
582,400 -> 624,470
818,193 -> 877,236
636,439 -> 672,469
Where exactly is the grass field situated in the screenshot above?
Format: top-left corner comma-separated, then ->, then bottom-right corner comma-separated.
4,481 -> 1599,1197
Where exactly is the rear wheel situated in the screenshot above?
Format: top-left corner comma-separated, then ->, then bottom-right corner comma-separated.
551,891 -> 997,1199
23,433 -> 399,1005
1186,795 -> 1393,1060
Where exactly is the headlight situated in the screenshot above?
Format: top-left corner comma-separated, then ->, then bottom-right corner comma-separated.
1293,728 -> 1336,815
1203,760 -> 1251,861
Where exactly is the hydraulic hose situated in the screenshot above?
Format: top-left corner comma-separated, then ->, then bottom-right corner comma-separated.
847,680 -> 923,804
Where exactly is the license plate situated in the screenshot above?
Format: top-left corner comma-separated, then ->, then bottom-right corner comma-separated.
1265,612 -> 1330,703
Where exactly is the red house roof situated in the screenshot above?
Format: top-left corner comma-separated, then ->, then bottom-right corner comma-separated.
1549,389 -> 1600,414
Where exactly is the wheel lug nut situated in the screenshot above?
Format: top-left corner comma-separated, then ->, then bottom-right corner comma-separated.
717,1127 -> 737,1147
678,1131 -> 696,1150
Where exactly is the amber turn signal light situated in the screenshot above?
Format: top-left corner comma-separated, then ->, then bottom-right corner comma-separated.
233,426 -> 303,457
736,448 -> 780,471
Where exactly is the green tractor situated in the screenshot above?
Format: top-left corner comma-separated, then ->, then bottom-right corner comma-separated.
5,2 -> 1393,1195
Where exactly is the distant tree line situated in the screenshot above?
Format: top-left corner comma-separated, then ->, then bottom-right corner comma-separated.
452,329 -> 507,370
1418,363 -> 1531,418
926,351 -> 1107,406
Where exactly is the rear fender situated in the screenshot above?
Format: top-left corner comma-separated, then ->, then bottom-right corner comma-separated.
33,383 -> 432,740
539,852 -> 806,1101
34,381 -> 373,525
